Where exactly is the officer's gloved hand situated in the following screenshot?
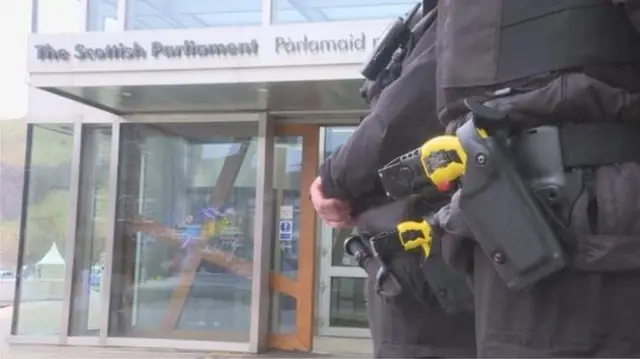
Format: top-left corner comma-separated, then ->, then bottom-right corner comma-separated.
431,190 -> 476,275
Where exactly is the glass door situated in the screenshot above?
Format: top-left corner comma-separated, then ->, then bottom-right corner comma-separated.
108,122 -> 259,342
316,126 -> 370,338
268,124 -> 319,351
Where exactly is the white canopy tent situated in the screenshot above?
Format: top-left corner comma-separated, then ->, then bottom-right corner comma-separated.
36,242 -> 65,279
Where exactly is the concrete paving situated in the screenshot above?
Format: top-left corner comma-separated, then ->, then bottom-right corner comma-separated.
0,306 -> 371,359
0,344 -> 367,359
2,344 -> 205,359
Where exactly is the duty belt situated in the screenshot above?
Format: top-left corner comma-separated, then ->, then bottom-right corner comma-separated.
508,121 -> 640,222
464,100 -> 640,169
555,122 -> 640,168
366,229 -> 476,313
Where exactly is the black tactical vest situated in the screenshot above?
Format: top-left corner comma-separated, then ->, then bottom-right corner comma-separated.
436,0 -> 640,120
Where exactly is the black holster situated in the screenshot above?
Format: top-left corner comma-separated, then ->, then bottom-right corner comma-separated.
353,199 -> 475,314
455,99 -> 640,290
455,105 -> 567,291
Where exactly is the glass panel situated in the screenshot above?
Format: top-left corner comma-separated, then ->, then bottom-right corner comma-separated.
175,262 -> 252,332
127,0 -> 261,30
0,120 -> 27,278
272,0 -> 415,24
68,125 -> 112,336
270,292 -> 296,335
13,124 -> 74,335
109,122 -> 257,342
88,0 -> 120,31
271,136 -> 302,279
321,127 -> 360,267
329,277 -> 367,328
323,126 -> 356,159
34,0 -> 86,33
330,228 -> 359,267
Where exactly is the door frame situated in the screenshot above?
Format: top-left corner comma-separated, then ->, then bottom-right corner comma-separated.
317,224 -> 370,338
315,126 -> 370,338
267,123 -> 319,352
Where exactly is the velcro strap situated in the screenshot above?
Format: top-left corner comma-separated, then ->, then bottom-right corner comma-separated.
560,123 -> 640,168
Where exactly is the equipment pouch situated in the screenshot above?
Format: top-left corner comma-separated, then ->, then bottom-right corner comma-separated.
455,116 -> 567,291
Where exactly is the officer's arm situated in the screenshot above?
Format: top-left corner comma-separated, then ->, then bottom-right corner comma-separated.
612,0 -> 640,33
319,24 -> 441,212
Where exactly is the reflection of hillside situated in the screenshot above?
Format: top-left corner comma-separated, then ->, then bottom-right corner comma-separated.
1,120 -> 26,221
0,163 -> 72,221
0,120 -> 27,164
0,122 -> 75,267
0,164 -> 24,221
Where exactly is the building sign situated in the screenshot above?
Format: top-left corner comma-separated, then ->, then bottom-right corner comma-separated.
33,33 -> 379,62
275,33 -> 367,54
34,40 -> 259,61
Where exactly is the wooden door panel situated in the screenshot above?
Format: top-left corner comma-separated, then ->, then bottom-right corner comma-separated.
268,124 -> 319,352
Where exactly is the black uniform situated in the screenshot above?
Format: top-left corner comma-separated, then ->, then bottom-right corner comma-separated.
432,0 -> 640,356
320,16 -> 476,359
354,199 -> 476,358
324,0 -> 640,356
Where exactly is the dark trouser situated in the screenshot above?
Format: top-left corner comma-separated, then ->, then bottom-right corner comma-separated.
363,253 -> 476,358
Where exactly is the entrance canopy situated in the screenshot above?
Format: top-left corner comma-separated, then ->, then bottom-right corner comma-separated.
44,80 -> 366,115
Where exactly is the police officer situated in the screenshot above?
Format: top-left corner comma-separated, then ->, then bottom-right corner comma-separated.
311,4 -> 476,358
313,0 -> 640,357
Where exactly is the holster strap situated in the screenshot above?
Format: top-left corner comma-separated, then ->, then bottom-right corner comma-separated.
369,230 -> 421,260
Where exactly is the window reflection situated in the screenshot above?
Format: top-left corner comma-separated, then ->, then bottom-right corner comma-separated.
87,0 -> 119,32
13,124 -> 74,335
272,0 -> 416,24
69,125 -> 112,336
322,127 -> 361,267
271,136 -> 303,279
329,277 -> 368,328
270,292 -> 296,335
127,0 -> 262,30
323,126 -> 356,159
34,0 -> 85,33
109,122 -> 258,342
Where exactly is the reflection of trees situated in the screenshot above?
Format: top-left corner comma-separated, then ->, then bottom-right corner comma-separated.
0,192 -> 69,267
0,221 -> 19,268
22,189 -> 69,265
0,121 -> 74,267
90,185 -> 110,265
0,187 -> 71,268
0,120 -> 26,268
